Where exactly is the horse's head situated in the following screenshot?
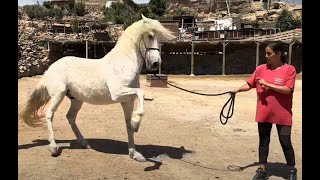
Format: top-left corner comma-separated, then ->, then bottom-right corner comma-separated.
139,14 -> 176,73
139,30 -> 161,72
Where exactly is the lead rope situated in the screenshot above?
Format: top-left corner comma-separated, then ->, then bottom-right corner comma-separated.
153,74 -> 236,125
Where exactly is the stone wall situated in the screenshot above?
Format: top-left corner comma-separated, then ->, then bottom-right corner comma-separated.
18,41 -> 51,78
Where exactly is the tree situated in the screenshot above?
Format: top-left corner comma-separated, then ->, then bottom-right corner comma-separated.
23,4 -> 48,20
43,1 -> 52,9
50,8 -> 64,19
102,0 -> 166,27
276,9 -> 302,31
149,0 -> 166,16
104,2 -> 140,28
73,1 -> 86,16
67,0 -> 75,11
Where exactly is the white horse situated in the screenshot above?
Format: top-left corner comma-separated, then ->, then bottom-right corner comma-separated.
19,14 -> 175,162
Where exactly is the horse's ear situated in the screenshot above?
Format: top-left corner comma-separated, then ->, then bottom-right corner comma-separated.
141,14 -> 148,23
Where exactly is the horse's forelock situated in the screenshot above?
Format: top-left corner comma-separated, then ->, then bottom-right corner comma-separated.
120,18 -> 175,46
145,19 -> 176,41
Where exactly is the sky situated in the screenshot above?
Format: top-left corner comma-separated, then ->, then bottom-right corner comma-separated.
18,0 -> 151,7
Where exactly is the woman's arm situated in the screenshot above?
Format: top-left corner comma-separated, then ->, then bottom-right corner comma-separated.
232,83 -> 252,93
256,77 -> 293,94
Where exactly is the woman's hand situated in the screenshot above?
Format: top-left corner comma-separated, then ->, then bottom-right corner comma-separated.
256,77 -> 270,90
230,89 -> 238,93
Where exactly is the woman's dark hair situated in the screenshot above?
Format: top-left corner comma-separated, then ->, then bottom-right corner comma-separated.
267,42 -> 287,64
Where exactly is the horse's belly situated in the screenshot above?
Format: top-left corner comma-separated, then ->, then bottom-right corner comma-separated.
83,95 -> 114,105
68,86 -> 114,105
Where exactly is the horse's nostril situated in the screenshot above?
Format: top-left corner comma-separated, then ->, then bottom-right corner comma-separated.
152,62 -> 159,68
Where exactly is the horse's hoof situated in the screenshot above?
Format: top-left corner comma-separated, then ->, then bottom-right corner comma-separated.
48,146 -> 59,157
133,151 -> 147,162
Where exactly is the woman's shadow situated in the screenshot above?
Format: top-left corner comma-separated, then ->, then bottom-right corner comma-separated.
18,138 -> 194,171
228,161 -> 291,179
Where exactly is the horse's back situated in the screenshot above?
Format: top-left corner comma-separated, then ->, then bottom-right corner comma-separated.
44,56 -> 102,79
43,56 -> 113,104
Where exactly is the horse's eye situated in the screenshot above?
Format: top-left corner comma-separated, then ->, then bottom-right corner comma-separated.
148,35 -> 153,39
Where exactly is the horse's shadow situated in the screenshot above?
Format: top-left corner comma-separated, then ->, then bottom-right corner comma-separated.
18,139 -> 194,171
228,161 -> 291,179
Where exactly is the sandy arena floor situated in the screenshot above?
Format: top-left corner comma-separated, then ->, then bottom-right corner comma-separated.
18,75 -> 302,180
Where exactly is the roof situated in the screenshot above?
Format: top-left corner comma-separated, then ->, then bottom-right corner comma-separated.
159,20 -> 180,23
172,15 -> 196,20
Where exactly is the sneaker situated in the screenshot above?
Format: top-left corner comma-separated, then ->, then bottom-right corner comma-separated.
252,168 -> 269,180
288,168 -> 297,180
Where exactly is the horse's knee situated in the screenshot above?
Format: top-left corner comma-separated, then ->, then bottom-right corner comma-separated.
131,113 -> 142,132
66,113 -> 75,121
130,121 -> 140,132
46,111 -> 54,122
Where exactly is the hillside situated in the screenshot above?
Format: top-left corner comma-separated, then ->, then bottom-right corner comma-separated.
82,0 -> 302,28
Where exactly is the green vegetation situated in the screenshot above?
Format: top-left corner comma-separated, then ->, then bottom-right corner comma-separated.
275,9 -> 302,31
103,0 -> 166,29
23,0 -> 87,20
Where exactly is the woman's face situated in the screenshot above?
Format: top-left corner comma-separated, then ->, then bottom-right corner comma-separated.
265,46 -> 281,65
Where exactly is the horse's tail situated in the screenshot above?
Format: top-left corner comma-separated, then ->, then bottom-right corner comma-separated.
19,78 -> 51,127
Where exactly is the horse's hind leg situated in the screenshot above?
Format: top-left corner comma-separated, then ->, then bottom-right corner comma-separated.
66,99 -> 90,148
45,92 -> 65,156
121,101 -> 146,162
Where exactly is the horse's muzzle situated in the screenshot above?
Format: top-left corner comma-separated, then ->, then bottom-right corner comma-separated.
152,62 -> 159,70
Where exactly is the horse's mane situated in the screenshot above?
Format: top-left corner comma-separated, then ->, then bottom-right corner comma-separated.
114,15 -> 176,52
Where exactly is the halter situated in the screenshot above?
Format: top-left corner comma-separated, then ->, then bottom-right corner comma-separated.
139,35 -> 160,68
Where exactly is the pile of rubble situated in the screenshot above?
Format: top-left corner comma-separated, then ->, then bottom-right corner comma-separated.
18,41 -> 50,78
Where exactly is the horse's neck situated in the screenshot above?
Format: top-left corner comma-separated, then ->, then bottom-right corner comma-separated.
103,28 -> 144,72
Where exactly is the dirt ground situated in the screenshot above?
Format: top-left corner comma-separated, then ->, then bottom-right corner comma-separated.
18,75 -> 302,180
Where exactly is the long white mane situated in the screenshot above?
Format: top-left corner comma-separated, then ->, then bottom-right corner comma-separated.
106,14 -> 175,59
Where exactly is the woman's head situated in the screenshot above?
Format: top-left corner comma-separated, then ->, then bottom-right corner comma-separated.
265,42 -> 287,65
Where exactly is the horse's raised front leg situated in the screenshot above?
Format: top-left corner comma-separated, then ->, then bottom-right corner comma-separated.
110,87 -> 144,132
131,89 -> 144,132
66,99 -> 90,149
121,101 -> 146,162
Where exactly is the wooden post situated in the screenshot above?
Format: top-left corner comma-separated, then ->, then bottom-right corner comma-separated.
159,43 -> 163,74
94,40 -> 97,59
86,39 -> 88,59
46,20 -> 49,33
181,19 -> 184,41
255,41 -> 261,67
288,41 -> 295,64
80,22 -> 83,34
190,41 -> 195,76
222,41 -> 229,75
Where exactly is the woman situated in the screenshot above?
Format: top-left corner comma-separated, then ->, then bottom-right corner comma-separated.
232,42 -> 297,180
